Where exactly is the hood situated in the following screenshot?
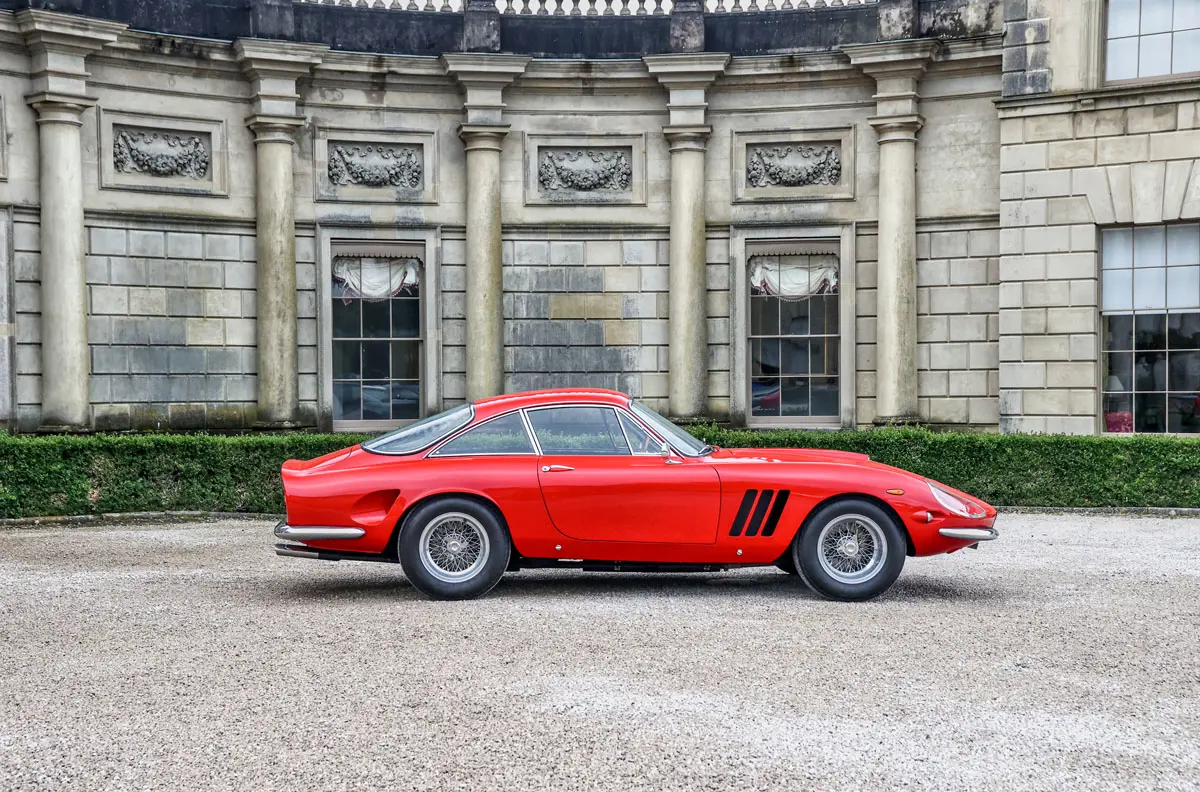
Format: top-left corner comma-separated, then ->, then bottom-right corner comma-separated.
709,447 -> 871,465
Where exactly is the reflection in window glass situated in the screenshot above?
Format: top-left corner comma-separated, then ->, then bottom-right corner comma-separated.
436,412 -> 534,456
332,255 -> 422,423
748,252 -> 840,420
617,411 -> 659,454
1102,225 -> 1200,434
1107,0 -> 1200,81
528,407 -> 631,456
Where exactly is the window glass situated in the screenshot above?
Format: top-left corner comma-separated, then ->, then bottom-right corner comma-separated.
748,252 -> 840,420
1107,0 -> 1200,81
364,404 -> 472,454
332,255 -> 422,423
618,411 -> 660,454
1102,225 -> 1200,434
629,400 -> 710,457
527,407 -> 631,456
436,412 -> 534,456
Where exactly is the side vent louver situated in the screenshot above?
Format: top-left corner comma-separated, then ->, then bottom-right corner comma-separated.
729,489 -> 791,538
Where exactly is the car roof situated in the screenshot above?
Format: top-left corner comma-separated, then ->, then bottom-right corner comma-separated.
471,388 -> 630,420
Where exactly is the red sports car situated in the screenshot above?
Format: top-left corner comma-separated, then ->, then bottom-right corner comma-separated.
275,388 -> 998,601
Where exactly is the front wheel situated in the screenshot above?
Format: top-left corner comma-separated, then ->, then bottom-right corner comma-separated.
792,499 -> 906,601
398,497 -> 511,600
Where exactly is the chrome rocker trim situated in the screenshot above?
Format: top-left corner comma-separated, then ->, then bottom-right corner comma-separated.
938,527 -> 999,542
274,521 -> 366,541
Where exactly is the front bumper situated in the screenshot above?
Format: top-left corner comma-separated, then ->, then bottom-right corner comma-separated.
273,520 -> 366,541
937,527 -> 999,542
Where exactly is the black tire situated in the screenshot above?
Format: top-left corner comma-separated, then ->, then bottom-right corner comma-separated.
397,497 -> 511,601
791,498 -> 906,602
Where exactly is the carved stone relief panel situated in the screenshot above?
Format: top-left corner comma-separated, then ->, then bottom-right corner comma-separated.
733,127 -> 855,203
113,127 -> 211,181
314,128 -> 436,204
524,134 -> 646,206
99,110 -> 227,197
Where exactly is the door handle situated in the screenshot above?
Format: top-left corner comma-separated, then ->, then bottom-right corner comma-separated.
541,465 -> 574,472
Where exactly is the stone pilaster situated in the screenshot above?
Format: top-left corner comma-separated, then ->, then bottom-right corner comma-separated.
235,40 -> 327,428
443,54 -> 530,402
18,10 -> 126,432
845,40 -> 938,424
644,54 -> 728,419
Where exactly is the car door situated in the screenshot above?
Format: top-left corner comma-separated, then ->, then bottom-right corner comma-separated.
526,405 -> 721,545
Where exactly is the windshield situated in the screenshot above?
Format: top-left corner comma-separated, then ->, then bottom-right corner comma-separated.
629,400 -> 711,457
362,404 -> 473,455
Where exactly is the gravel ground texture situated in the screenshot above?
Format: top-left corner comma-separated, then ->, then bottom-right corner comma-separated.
1,514 -> 1198,792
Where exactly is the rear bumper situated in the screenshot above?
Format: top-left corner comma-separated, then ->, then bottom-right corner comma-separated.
273,521 -> 365,541
938,527 -> 999,542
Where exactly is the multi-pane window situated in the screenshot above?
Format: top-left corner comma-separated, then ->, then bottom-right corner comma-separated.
331,255 -> 422,424
748,253 -> 840,420
1106,0 -> 1200,81
1101,225 -> 1200,434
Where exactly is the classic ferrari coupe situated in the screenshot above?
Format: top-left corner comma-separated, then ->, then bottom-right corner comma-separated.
274,388 -> 998,601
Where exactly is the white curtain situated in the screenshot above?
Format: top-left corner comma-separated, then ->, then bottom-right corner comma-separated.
748,254 -> 838,300
334,257 -> 420,301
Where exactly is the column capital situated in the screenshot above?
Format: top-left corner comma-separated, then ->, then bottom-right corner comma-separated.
234,39 -> 328,120
867,113 -> 925,143
643,53 -> 730,128
17,9 -> 126,103
662,125 -> 711,152
458,123 -> 510,152
246,115 -> 304,144
442,54 -> 531,126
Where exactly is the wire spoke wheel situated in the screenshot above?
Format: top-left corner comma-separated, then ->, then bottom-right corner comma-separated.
419,512 -> 491,584
816,514 -> 887,585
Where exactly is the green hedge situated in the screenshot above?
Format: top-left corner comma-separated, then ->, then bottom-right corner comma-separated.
0,428 -> 1198,519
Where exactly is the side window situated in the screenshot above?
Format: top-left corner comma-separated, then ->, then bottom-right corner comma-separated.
618,411 -> 660,454
435,412 -> 534,456
527,407 -> 631,456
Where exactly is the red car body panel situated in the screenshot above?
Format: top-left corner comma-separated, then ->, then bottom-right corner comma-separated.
281,389 -> 998,564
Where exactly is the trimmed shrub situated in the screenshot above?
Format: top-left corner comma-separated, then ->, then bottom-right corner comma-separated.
0,428 -> 1198,519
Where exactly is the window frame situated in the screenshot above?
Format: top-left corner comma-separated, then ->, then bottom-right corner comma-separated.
1102,0 -> 1200,86
427,409 -> 538,458
1098,222 -> 1200,436
517,403 -> 674,458
729,225 -> 856,429
317,230 -> 442,434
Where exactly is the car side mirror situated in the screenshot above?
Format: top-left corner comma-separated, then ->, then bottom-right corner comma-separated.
657,440 -> 671,457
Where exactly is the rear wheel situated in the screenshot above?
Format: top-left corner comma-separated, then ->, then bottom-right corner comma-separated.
792,499 -> 905,601
398,497 -> 510,600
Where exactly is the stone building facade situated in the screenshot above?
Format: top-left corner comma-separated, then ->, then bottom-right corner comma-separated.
0,0 -> 1194,436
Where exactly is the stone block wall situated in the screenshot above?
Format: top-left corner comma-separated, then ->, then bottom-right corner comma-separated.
12,212 -> 41,431
499,235 -> 668,408
10,217 -> 320,431
855,222 -> 1000,428
997,96 -> 1200,434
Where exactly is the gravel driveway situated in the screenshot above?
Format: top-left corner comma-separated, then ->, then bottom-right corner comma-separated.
1,514 -> 1198,791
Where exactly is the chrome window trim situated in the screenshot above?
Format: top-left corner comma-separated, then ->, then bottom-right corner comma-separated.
627,399 -> 706,458
522,403 -> 635,457
427,409 -> 538,458
518,408 -> 544,456
614,406 -> 668,456
363,404 -> 475,456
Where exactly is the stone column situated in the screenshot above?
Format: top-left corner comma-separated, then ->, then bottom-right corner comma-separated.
845,41 -> 938,424
443,54 -> 530,401
235,41 -> 327,428
644,54 -> 729,419
18,11 -> 126,431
